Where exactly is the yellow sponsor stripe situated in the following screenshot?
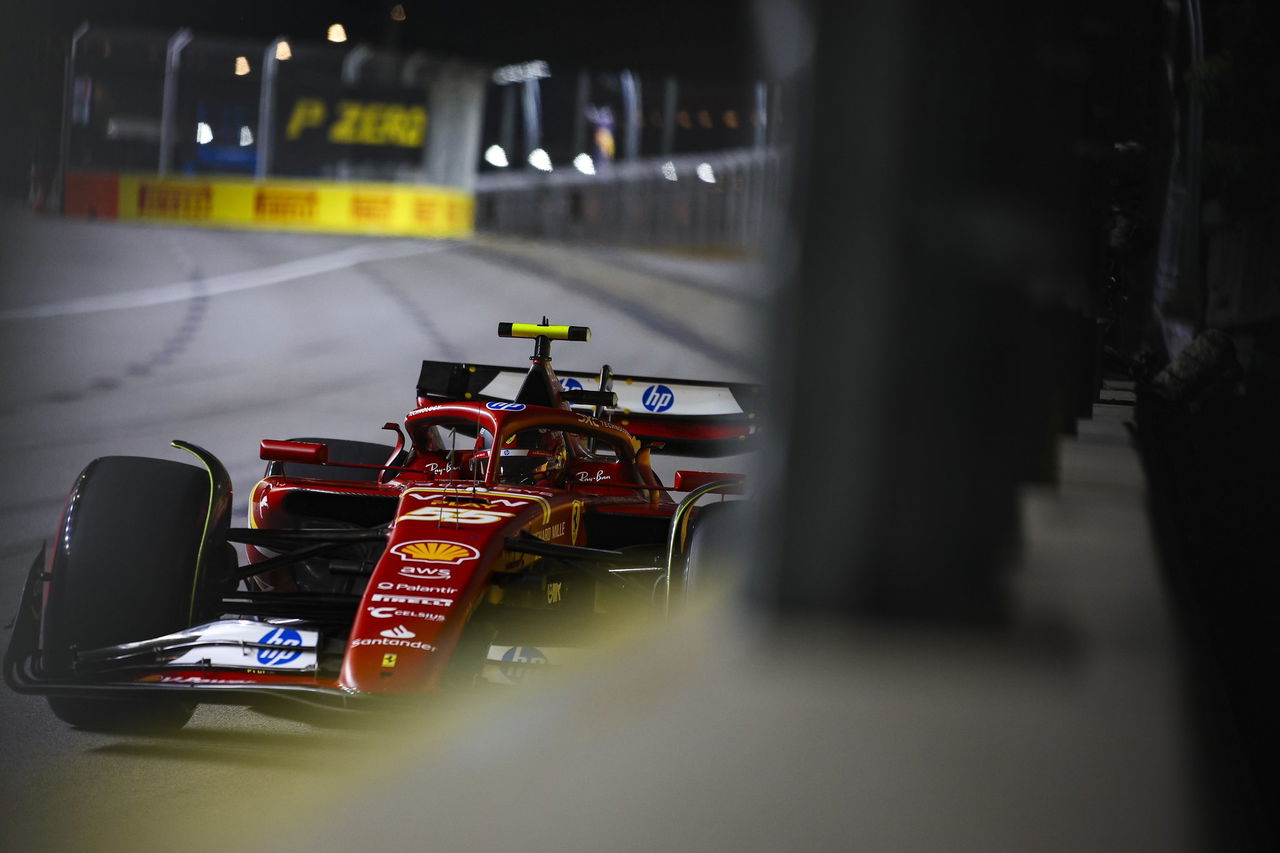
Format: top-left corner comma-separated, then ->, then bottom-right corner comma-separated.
115,174 -> 473,239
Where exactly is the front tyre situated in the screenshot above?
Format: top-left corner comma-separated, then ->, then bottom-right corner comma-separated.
42,456 -> 218,732
48,696 -> 195,733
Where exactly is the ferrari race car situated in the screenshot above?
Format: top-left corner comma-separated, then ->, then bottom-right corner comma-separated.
4,322 -> 755,731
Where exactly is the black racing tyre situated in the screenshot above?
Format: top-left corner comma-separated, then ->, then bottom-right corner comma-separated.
42,456 -> 215,732
46,696 -> 197,733
683,501 -> 750,600
272,437 -> 404,483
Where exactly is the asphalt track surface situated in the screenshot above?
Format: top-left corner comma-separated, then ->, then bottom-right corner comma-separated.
0,206 -> 1200,852
0,204 -> 763,850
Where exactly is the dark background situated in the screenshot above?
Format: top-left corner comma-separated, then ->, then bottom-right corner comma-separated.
4,0 -> 1280,845
0,1 -> 761,196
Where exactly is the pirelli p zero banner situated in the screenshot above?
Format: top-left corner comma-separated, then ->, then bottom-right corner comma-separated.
64,172 -> 473,239
277,90 -> 428,174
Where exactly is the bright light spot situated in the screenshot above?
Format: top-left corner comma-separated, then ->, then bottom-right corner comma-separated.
239,126 -> 254,146
493,60 -> 551,85
196,122 -> 213,145
327,23 -> 348,43
661,161 -> 678,181
696,162 -> 716,183
390,4 -> 407,21
528,148 -> 552,171
275,41 -> 292,61
572,153 -> 596,175
484,145 -> 509,168
234,56 -> 250,75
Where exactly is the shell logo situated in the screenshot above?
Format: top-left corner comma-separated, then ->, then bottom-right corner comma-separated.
391,540 -> 480,565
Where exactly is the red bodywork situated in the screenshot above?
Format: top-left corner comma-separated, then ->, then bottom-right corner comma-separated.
7,334 -> 751,711
244,401 -> 670,695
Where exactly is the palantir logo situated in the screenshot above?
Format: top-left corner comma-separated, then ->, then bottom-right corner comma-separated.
256,627 -> 303,666
641,384 -> 675,413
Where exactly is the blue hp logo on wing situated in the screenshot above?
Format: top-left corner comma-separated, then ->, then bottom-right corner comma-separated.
641,384 -> 675,412
499,646 -> 547,681
560,378 -> 583,391
257,627 -> 304,666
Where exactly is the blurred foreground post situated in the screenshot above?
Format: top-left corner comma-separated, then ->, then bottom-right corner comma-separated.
755,0 -> 1086,620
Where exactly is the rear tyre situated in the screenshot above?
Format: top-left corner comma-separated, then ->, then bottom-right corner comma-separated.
683,502 -> 749,600
42,456 -> 216,732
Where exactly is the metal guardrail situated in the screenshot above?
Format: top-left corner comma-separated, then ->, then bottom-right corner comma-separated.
474,148 -> 788,250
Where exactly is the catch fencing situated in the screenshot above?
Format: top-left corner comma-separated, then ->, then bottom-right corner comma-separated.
475,148 -> 787,251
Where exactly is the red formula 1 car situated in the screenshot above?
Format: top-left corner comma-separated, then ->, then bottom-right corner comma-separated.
4,322 -> 755,730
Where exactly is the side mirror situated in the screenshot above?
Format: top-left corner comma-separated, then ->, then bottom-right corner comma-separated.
260,440 -> 328,465
673,470 -> 746,495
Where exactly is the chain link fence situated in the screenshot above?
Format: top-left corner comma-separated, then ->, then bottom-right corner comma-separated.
475,148 -> 787,250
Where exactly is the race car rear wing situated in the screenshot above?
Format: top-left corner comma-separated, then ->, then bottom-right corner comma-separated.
416,360 -> 761,456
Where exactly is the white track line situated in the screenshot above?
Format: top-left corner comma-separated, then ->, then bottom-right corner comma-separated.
0,240 -> 453,321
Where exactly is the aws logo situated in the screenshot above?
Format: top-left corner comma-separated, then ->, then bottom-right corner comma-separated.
391,540 -> 478,566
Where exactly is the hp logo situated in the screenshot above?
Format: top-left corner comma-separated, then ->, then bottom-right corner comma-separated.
641,384 -> 675,413
257,627 -> 303,666
560,378 -> 583,391
485,401 -> 526,411
499,646 -> 548,681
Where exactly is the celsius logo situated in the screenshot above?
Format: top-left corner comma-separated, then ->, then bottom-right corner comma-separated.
486,401 -> 525,411
256,627 -> 304,666
499,646 -> 548,681
641,384 -> 675,413
380,625 -> 416,639
560,378 -> 583,392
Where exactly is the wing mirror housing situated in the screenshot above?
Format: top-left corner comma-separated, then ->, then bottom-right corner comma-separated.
260,440 -> 329,465
673,470 -> 746,494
